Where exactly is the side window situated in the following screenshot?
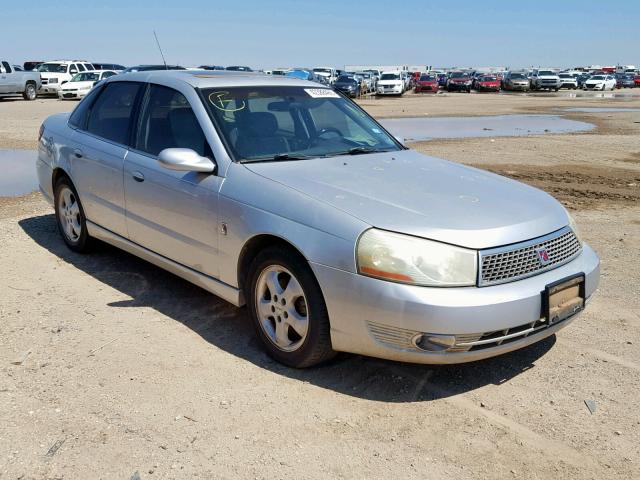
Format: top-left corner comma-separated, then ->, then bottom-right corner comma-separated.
102,71 -> 116,79
68,85 -> 104,129
69,64 -> 78,74
86,82 -> 141,144
1,61 -> 11,73
135,84 -> 210,157
83,64 -> 93,71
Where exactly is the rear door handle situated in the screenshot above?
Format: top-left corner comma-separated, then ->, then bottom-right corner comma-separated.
73,149 -> 83,158
132,171 -> 145,183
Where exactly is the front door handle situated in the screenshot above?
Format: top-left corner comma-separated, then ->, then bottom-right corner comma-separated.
132,171 -> 145,183
73,149 -> 83,158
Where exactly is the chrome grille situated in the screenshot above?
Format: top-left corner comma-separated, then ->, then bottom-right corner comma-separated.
367,321 -> 419,350
479,227 -> 581,286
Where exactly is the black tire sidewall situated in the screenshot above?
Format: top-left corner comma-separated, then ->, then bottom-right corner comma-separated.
246,247 -> 333,368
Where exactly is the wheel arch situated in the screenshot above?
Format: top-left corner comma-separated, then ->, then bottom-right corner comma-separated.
237,234 -> 308,294
52,167 -> 72,192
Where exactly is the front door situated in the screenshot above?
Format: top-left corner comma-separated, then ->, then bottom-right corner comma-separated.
123,84 -> 221,278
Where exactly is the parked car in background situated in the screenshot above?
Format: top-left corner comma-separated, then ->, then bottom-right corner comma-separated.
122,65 -> 186,73
285,69 -> 321,82
615,73 -> 636,88
226,66 -> 253,72
446,71 -> 472,92
37,60 -> 95,95
475,75 -> 501,92
576,73 -> 591,89
502,71 -> 530,91
584,74 -> 616,91
355,72 -> 374,92
198,65 -> 225,70
92,63 -> 126,71
376,71 -> 404,95
37,70 -> 599,368
635,75 -> 640,87
0,60 -> 41,100
58,70 -> 118,100
530,70 -> 561,91
558,73 -> 578,89
437,73 -> 448,87
334,74 -> 361,97
414,73 -> 439,93
313,67 -> 338,85
270,68 -> 290,76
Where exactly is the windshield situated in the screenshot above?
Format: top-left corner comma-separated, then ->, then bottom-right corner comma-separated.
336,76 -> 355,83
72,72 -> 100,82
538,71 -> 554,76
380,73 -> 400,80
419,75 -> 435,81
202,86 -> 400,162
559,74 -> 572,78
481,76 -> 497,81
590,75 -> 605,80
509,73 -> 526,79
313,68 -> 331,74
37,63 -> 67,73
450,72 -> 468,79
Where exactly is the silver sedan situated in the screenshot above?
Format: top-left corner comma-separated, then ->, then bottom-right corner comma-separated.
36,71 -> 599,367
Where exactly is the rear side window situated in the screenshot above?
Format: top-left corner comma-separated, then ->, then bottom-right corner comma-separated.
1,61 -> 11,73
86,82 -> 141,144
68,85 -> 104,129
135,84 -> 211,157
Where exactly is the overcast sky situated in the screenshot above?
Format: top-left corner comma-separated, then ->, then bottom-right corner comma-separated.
2,1 -> 638,69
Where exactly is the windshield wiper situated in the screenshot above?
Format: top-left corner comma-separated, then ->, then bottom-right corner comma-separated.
333,146 -> 388,156
241,153 -> 311,164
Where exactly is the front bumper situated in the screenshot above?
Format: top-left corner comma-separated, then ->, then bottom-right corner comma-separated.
377,85 -> 403,95
312,244 -> 599,364
447,83 -> 471,91
57,89 -> 88,100
39,83 -> 62,94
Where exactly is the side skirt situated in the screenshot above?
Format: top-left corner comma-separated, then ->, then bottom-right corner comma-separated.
87,221 -> 244,307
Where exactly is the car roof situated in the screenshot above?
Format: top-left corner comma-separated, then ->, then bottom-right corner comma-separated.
106,69 -> 326,88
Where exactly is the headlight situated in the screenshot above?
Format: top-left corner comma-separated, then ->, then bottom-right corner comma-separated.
357,229 -> 477,287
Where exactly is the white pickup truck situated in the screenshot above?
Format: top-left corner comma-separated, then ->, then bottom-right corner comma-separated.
0,60 -> 41,100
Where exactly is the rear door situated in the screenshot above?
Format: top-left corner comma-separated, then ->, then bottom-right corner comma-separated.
0,62 -> 17,92
123,83 -> 221,277
70,81 -> 143,237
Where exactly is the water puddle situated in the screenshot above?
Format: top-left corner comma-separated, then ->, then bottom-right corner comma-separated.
379,114 -> 594,142
0,149 -> 38,197
563,107 -> 640,113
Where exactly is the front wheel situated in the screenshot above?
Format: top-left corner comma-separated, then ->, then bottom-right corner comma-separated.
246,246 -> 335,368
54,176 -> 93,252
23,82 -> 37,101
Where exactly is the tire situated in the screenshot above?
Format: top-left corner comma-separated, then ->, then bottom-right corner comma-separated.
54,175 -> 94,253
23,82 -> 37,101
246,246 -> 335,368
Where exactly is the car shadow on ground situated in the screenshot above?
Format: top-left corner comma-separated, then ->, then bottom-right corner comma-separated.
20,214 -> 555,403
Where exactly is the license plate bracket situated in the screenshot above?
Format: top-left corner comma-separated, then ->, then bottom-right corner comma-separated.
542,273 -> 585,326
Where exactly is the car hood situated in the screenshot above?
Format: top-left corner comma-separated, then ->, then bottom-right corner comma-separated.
244,150 -> 568,249
378,80 -> 402,85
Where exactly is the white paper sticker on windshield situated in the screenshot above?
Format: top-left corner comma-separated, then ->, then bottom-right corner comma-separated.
305,88 -> 340,98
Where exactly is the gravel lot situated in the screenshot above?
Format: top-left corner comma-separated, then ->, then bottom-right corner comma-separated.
1,91 -> 639,479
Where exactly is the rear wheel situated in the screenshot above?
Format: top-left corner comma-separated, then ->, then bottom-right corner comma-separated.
54,176 -> 93,252
246,246 -> 335,368
23,82 -> 37,101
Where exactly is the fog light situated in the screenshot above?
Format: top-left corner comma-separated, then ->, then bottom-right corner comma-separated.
412,334 -> 457,352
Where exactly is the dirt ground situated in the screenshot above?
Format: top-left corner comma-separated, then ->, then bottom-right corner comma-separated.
1,92 -> 639,479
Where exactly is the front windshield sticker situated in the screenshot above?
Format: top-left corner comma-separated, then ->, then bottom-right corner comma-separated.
209,91 -> 246,112
304,88 -> 340,98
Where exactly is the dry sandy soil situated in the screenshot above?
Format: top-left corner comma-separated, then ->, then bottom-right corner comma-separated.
1,92 -> 639,479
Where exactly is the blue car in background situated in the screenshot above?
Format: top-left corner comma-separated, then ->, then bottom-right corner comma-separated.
437,73 -> 448,87
286,69 -> 325,83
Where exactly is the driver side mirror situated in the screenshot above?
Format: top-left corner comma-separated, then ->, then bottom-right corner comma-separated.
158,148 -> 216,173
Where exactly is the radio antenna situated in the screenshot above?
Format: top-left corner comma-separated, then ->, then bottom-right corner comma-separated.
153,30 -> 168,69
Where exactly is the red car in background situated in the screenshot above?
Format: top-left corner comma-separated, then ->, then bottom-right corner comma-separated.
414,73 -> 439,93
475,75 -> 501,92
635,75 -> 640,87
